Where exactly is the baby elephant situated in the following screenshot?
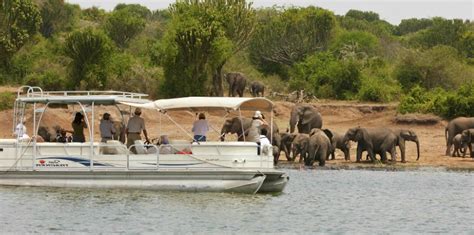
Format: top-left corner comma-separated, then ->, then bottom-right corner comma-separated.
329,131 -> 350,161
461,129 -> 474,158
452,134 -> 467,157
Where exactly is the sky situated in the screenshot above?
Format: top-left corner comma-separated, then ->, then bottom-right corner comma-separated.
66,0 -> 473,25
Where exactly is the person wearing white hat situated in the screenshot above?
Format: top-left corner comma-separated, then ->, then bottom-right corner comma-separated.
14,118 -> 29,140
126,108 -> 149,153
246,110 -> 268,142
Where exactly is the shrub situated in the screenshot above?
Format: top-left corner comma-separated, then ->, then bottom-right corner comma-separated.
0,92 -> 15,111
398,83 -> 474,119
358,76 -> 400,102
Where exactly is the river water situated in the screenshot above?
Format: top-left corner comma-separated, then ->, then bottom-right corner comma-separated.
1,169 -> 473,233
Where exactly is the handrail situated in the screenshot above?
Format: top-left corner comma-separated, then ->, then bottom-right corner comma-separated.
15,86 -> 148,100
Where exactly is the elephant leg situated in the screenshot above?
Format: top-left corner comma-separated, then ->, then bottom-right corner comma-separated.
446,137 -> 453,156
356,144 -> 363,162
399,142 -> 406,163
368,149 -> 376,162
319,151 -> 326,167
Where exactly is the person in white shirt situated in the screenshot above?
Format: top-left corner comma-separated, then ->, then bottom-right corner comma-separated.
192,113 -> 209,142
14,118 -> 29,139
258,128 -> 271,155
247,110 -> 268,142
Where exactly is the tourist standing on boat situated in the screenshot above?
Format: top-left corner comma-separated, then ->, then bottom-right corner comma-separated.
126,108 -> 149,152
99,113 -> 116,142
192,113 -> 209,142
247,111 -> 268,142
71,112 -> 87,142
14,118 -> 29,139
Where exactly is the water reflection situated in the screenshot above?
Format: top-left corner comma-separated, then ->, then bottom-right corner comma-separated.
0,169 -> 472,233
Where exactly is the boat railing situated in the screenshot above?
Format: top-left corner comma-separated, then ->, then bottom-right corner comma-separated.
1,141 -> 272,171
15,85 -> 149,99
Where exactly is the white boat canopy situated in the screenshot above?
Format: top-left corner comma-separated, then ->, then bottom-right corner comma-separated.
120,97 -> 274,112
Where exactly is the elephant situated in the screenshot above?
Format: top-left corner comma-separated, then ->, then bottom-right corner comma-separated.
452,134 -> 467,157
343,127 -> 397,163
394,129 -> 420,163
305,128 -> 332,166
289,104 -> 323,134
225,72 -> 247,97
279,132 -> 297,161
220,117 -> 252,141
445,117 -> 474,156
460,129 -> 474,157
250,81 -> 265,97
328,131 -> 350,161
291,133 -> 310,163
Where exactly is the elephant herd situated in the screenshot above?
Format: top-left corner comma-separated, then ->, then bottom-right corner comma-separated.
220,104 -> 428,166
225,72 -> 265,97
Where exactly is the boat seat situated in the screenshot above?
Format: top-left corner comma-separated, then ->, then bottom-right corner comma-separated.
102,140 -> 129,155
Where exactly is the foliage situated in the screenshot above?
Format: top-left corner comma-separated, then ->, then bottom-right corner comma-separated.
114,4 -> 151,19
63,28 -> 113,89
290,52 -> 362,99
0,92 -> 15,111
345,10 -> 379,22
0,0 -> 42,69
330,30 -> 379,61
357,71 -> 400,102
104,7 -> 146,48
396,18 -> 433,35
249,6 -> 336,79
9,35 -> 68,89
406,18 -> 467,51
398,83 -> 474,119
81,7 -> 106,22
339,10 -> 394,37
107,53 -> 162,98
39,0 -> 80,37
155,0 -> 255,97
394,45 -> 473,91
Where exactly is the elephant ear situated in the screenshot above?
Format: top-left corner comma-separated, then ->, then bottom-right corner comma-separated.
309,128 -> 318,136
322,129 -> 333,140
300,108 -> 316,125
355,128 -> 365,140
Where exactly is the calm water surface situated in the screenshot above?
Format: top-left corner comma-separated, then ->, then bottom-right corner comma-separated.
1,169 -> 473,233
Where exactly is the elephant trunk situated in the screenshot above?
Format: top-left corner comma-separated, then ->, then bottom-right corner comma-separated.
289,112 -> 297,133
415,139 -> 420,161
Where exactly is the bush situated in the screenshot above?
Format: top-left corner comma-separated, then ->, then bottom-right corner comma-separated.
398,83 -> 474,119
358,76 -> 400,102
0,92 -> 15,111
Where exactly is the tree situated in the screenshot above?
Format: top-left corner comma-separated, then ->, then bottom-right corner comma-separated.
330,30 -> 379,61
104,7 -> 146,48
0,0 -> 41,69
64,28 -> 113,89
38,0 -> 79,37
345,10 -> 379,22
396,18 -> 433,35
407,17 -> 467,50
154,0 -> 255,97
114,4 -> 151,19
249,7 -> 336,79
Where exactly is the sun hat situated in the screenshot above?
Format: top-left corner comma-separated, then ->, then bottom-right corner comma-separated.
253,110 -> 262,118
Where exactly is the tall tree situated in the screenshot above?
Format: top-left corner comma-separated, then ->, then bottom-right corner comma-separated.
64,28 -> 113,89
249,7 -> 336,79
38,0 -> 79,37
104,7 -> 146,48
155,0 -> 255,97
0,0 -> 41,69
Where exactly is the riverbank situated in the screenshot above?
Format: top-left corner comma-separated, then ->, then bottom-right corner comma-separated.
0,98 -> 473,170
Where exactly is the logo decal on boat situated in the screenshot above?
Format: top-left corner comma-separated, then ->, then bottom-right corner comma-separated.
36,159 -> 69,167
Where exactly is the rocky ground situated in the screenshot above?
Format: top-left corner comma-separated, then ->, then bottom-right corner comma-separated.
1,96 -> 473,171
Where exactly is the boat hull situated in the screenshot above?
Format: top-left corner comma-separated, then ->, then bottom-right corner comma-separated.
0,170 -> 269,194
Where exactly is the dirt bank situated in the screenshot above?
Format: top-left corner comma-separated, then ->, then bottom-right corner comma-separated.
1,99 -> 473,170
